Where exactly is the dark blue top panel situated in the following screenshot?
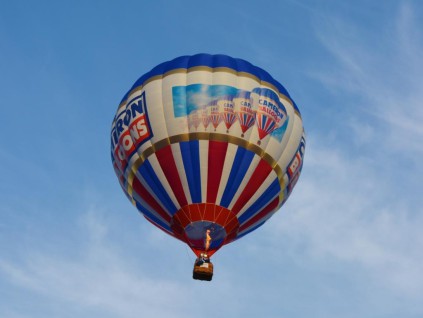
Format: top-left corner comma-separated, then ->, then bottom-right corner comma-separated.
120,54 -> 299,113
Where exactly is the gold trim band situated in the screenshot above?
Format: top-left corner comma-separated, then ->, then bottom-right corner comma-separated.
126,132 -> 286,198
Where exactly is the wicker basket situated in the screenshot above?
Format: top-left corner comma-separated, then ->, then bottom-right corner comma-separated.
193,262 -> 214,281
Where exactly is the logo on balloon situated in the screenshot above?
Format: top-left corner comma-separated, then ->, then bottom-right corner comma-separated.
172,84 -> 288,142
111,91 -> 153,170
286,135 -> 306,195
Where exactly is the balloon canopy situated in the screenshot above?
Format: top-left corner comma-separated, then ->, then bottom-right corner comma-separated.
111,54 -> 305,257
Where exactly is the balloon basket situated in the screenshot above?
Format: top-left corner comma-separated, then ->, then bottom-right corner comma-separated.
193,260 -> 214,281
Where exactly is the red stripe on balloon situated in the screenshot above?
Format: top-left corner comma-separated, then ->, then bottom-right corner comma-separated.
231,159 -> 273,214
132,177 -> 171,223
155,145 -> 188,208
238,197 -> 279,232
188,204 -> 202,222
215,206 -> 230,225
206,140 -> 228,203
225,217 -> 239,235
202,203 -> 214,220
173,209 -> 191,228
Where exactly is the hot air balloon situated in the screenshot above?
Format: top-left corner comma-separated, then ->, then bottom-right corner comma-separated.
111,54 -> 305,281
201,105 -> 211,131
188,109 -> 200,131
233,90 -> 255,137
209,100 -> 221,131
217,95 -> 236,133
251,87 -> 288,145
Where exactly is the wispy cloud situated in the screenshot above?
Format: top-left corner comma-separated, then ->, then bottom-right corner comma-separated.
256,2 -> 423,308
311,2 -> 423,157
266,137 -> 423,296
169,4 -> 422,317
0,207 -> 193,318
0,201 -> 251,318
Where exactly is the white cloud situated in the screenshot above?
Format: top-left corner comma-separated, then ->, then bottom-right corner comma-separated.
271,6 -> 423,301
0,208 -> 193,318
264,135 -> 423,302
312,2 -> 423,157
0,201 -> 249,318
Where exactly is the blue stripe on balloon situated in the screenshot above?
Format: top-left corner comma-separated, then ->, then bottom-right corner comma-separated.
131,190 -> 170,225
262,116 -> 267,131
220,147 -> 254,208
236,221 -> 266,240
138,160 -> 178,215
237,178 -> 280,225
180,140 -> 202,203
135,201 -> 172,232
120,54 -> 299,114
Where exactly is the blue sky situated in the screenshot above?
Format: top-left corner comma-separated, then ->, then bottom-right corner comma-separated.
1,0 -> 423,317
172,84 -> 239,116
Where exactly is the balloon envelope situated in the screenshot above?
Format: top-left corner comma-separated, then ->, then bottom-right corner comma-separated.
111,54 -> 305,256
